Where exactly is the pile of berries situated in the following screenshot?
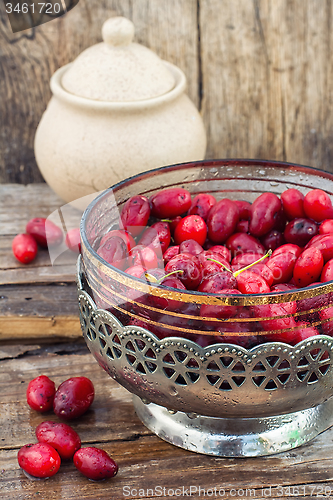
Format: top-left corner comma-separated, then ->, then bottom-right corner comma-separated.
92,186 -> 333,348
12,218 -> 81,264
18,375 -> 118,481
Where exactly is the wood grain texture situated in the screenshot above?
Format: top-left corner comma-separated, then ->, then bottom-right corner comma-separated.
0,184 -> 82,235
0,284 -> 81,338
200,0 -> 333,169
0,0 -> 199,184
2,344 -> 333,499
0,184 -> 81,339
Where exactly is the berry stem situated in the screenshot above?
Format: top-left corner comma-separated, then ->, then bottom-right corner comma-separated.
145,269 -> 184,285
206,258 -> 232,272
233,249 -> 272,277
207,249 -> 272,277
144,273 -> 159,283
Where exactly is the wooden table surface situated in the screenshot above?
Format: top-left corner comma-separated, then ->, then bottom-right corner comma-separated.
2,183 -> 333,500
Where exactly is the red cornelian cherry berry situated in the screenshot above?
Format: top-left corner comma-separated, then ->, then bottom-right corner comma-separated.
97,236 -> 127,269
188,193 -> 216,220
271,243 -> 302,258
283,218 -> 318,246
319,219 -> 333,235
226,233 -> 265,258
265,244 -> 302,285
236,270 -> 270,294
168,216 -> 183,234
231,252 -> 266,270
253,304 -> 298,343
26,218 -> 63,247
291,322 -> 319,345
178,239 -> 203,256
26,375 -> 56,413
244,262 -> 274,287
198,251 -> 231,280
138,221 -> 171,255
65,228 -> 81,253
174,215 -> 207,246
207,245 -> 231,262
321,258 -> 333,282
198,270 -> 237,293
260,230 -> 284,251
129,245 -> 159,270
280,188 -> 306,220
120,195 -> 150,237
293,247 -> 324,288
73,447 -> 118,481
163,245 -> 180,263
249,192 -> 282,237
234,200 -> 252,220
124,264 -> 147,278
165,253 -> 202,290
235,219 -> 249,233
35,421 -> 81,460
305,234 -> 333,262
12,233 -> 38,264
99,229 -> 136,252
200,289 -> 242,320
18,443 -> 61,479
304,189 -> 333,222
149,187 -> 192,219
272,206 -> 287,232
53,376 -> 94,420
206,198 -> 239,243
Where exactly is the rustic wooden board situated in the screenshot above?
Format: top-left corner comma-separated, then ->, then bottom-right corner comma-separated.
0,184 -> 83,236
0,184 -> 69,232
0,284 -> 81,339
0,235 -> 77,285
0,184 -> 81,339
200,0 -> 333,170
2,344 -> 333,500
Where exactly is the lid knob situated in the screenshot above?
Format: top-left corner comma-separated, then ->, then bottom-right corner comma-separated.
61,16 -> 176,102
102,17 -> 135,47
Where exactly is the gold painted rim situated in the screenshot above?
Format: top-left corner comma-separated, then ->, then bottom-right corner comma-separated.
87,267 -> 331,323
82,244 -> 333,307
89,284 -> 333,338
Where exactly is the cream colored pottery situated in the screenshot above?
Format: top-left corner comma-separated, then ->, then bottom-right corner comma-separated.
34,17 -> 207,205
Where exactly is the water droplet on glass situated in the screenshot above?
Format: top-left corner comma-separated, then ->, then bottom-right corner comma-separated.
169,386 -> 178,396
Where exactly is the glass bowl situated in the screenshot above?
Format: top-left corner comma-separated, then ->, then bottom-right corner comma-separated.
78,159 -> 333,457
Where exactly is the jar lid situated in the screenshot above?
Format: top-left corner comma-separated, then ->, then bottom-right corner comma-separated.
61,17 -> 176,102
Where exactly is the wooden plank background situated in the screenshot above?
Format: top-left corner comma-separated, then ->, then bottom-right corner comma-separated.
1,0 -> 333,185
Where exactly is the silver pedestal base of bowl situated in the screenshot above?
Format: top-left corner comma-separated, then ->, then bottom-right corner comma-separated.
133,394 -> 333,457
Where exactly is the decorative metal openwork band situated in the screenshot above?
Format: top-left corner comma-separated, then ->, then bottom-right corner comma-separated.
77,262 -> 333,419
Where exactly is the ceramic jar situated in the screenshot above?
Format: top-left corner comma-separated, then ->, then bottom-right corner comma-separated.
34,17 -> 207,205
